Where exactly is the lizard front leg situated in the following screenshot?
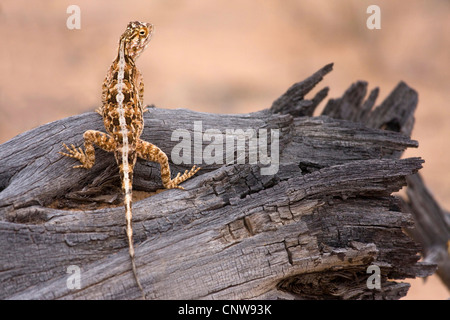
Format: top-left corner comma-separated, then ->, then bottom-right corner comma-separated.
136,139 -> 200,189
137,70 -> 148,114
60,130 -> 116,169
95,107 -> 103,115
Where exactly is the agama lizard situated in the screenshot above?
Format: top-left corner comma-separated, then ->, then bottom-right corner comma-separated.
59,21 -> 200,299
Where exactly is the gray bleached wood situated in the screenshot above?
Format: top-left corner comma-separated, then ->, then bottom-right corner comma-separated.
0,64 -> 436,299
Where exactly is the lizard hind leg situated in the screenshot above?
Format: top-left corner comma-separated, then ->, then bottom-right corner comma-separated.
165,166 -> 201,189
136,139 -> 200,190
60,142 -> 92,169
59,130 -> 116,169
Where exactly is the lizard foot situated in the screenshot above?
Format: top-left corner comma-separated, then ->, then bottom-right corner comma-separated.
165,165 -> 201,189
59,143 -> 93,169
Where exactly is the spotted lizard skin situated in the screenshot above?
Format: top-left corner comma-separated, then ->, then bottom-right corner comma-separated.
59,21 -> 200,299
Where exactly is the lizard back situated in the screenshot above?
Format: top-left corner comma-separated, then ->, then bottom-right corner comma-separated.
102,21 -> 153,298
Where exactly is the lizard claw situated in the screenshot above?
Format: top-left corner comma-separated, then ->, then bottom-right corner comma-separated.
59,143 -> 92,169
165,165 -> 201,189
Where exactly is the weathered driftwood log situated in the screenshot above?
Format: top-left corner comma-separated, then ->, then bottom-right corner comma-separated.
402,174 -> 450,291
0,64 -> 436,300
318,74 -> 449,292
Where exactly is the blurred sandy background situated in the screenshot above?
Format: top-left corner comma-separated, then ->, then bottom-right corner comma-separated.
0,0 -> 448,299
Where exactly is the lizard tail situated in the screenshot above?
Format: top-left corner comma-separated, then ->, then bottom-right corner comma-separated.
125,195 -> 146,300
119,154 -> 147,300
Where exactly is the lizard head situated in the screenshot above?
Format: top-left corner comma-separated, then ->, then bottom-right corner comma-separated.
120,21 -> 154,61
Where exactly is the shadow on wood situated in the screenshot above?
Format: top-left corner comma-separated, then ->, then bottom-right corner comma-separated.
0,64 -> 439,299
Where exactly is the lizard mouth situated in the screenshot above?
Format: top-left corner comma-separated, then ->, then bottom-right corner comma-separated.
144,23 -> 154,44
138,23 -> 153,52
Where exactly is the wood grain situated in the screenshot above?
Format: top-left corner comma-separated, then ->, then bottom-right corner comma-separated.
0,64 -> 437,299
